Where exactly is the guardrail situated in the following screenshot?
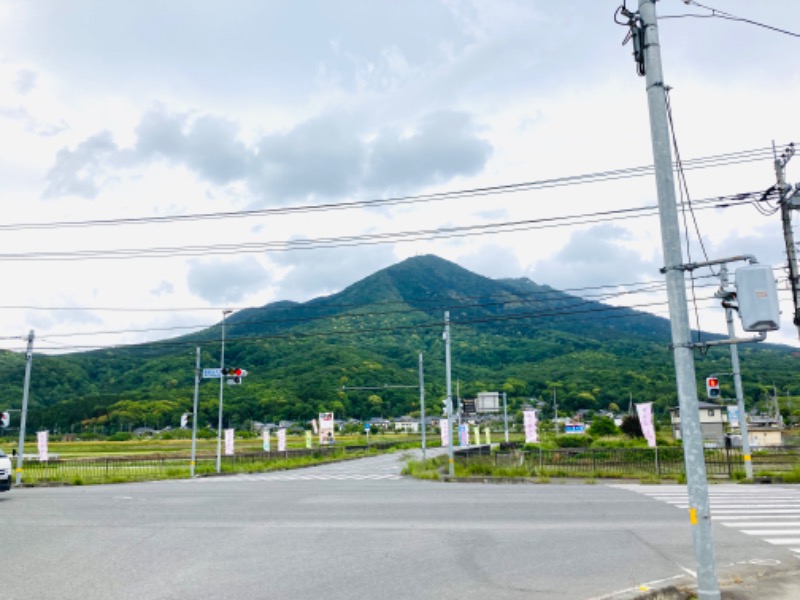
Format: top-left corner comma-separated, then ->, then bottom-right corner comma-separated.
459,446 -> 800,479
14,441 -> 404,486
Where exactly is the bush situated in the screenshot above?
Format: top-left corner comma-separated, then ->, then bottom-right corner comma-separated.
588,416 -> 620,438
555,435 -> 591,448
107,432 -> 133,442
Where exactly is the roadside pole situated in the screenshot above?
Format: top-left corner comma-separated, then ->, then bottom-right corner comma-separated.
14,330 -> 34,486
419,351 -> 426,461
720,266 -> 753,480
502,391 -> 509,443
637,2 -> 719,597
190,347 -> 200,478
216,310 -> 232,474
444,311 -> 454,477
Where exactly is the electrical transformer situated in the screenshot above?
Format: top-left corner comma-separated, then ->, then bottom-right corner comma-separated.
735,263 -> 780,332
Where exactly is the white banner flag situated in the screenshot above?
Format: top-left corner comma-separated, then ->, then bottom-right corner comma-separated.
440,419 -> 449,447
277,428 -> 287,451
319,412 -> 335,445
263,430 -> 271,452
484,427 -> 491,445
473,426 -> 480,445
726,405 -> 740,428
459,424 -> 469,446
224,428 -> 235,455
523,410 -> 539,443
37,430 -> 49,462
636,402 -> 657,448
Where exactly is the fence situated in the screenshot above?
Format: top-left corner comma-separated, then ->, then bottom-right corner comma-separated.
457,446 -> 800,479
16,442 -> 400,486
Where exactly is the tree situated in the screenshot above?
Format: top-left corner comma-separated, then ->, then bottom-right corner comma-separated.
620,415 -> 644,438
588,415 -> 619,437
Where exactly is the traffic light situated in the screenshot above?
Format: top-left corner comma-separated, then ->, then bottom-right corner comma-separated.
705,376 -> 720,399
224,367 -> 247,385
0,412 -> 9,428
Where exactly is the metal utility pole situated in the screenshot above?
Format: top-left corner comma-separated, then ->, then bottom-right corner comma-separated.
216,310 -> 232,474
444,311 -> 454,477
775,144 -> 800,338
719,266 -> 753,480
502,391 -> 509,443
635,2 -> 720,597
190,347 -> 200,478
419,352 -> 426,461
14,330 -> 34,486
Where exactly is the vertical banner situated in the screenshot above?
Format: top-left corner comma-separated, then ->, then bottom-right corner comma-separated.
319,412 -> 335,445
180,413 -> 189,428
224,428 -> 235,455
636,402 -> 657,448
311,419 -> 318,434
484,427 -> 491,445
473,426 -> 480,445
726,405 -> 740,429
440,419 -> 450,447
459,424 -> 469,446
523,410 -> 539,444
277,428 -> 287,451
262,430 -> 271,452
305,430 -> 313,449
37,430 -> 49,462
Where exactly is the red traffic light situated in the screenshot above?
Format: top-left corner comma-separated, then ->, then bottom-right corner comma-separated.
707,377 -> 719,388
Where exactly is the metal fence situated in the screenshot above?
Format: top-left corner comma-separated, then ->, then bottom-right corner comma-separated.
16,442 -> 400,486
457,446 -> 800,479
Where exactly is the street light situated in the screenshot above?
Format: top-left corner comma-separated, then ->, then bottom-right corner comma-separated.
216,310 -> 232,474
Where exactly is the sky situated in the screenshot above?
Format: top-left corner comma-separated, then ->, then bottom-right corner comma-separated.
0,0 -> 799,355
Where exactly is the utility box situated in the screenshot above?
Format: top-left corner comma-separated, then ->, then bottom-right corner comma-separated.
735,264 -> 780,332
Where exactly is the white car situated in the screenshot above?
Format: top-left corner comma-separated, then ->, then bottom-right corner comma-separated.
0,450 -> 12,492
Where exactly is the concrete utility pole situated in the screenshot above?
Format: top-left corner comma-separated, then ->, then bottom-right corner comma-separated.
636,2 -> 720,597
216,310 -> 232,474
419,352 -> 426,461
190,347 -> 200,478
719,266 -> 753,480
502,391 -> 509,443
15,330 -> 34,486
444,311 -> 454,477
775,144 -> 800,338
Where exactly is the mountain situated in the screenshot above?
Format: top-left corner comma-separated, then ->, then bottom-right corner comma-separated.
1,254 -> 797,433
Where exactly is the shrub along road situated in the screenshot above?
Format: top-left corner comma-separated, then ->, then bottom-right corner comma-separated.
0,451 -> 796,599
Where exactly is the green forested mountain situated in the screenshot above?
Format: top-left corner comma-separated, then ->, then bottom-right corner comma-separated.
1,254 -> 798,433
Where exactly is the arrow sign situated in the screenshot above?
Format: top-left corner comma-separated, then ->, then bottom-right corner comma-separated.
202,368 -> 222,379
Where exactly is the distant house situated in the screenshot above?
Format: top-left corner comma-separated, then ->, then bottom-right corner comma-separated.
669,402 -> 727,446
742,415 -> 783,448
394,416 -> 420,433
368,417 -> 391,430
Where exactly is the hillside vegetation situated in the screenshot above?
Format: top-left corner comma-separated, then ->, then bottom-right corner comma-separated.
1,255 -> 798,433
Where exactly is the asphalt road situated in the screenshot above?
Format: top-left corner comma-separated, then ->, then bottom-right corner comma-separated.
1,452 -> 796,599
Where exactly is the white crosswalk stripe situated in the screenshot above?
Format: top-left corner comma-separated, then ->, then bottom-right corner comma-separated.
611,483 -> 800,558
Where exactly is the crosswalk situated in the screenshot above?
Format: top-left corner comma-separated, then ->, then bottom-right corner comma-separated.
191,450 -> 424,484
612,483 -> 800,558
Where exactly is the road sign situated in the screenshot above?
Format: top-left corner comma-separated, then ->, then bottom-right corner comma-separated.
202,368 -> 222,379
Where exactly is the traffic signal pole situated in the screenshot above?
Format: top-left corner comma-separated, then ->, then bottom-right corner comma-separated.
419,352 -> 426,461
216,310 -> 232,474
14,330 -> 34,486
636,2 -> 720,597
719,266 -> 753,480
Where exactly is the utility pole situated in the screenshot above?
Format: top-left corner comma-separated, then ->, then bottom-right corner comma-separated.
190,347 -> 200,478
419,351 -> 426,461
775,144 -> 800,338
553,389 -> 558,435
444,311 -> 454,477
216,310 -> 232,474
15,330 -> 34,486
719,266 -> 753,480
635,2 -> 720,597
502,391 -> 509,443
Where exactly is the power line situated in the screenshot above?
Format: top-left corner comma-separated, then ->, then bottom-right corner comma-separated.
0,189 -> 778,262
0,145 -> 782,233
663,2 -> 800,39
